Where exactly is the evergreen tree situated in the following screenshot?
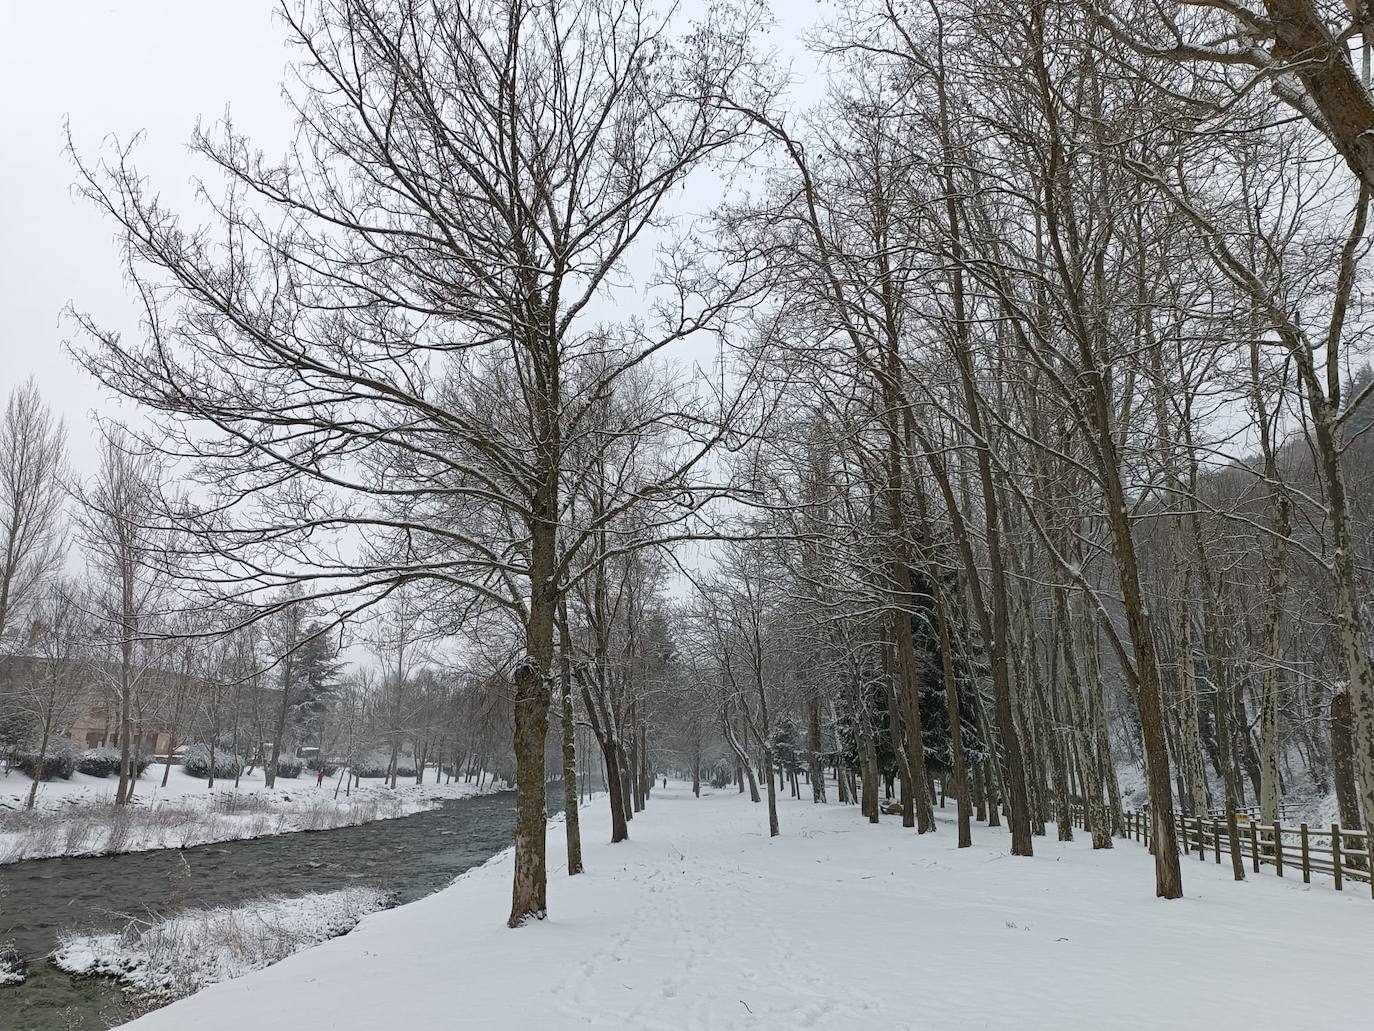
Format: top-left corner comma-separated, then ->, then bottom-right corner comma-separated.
293,621 -> 344,753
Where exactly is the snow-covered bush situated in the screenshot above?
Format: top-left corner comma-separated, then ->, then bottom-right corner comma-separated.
76,747 -> 149,779
306,754 -> 337,776
13,736 -> 80,780
77,748 -> 122,778
352,751 -> 419,779
349,751 -> 390,778
181,743 -> 243,779
0,710 -> 37,771
274,753 -> 304,779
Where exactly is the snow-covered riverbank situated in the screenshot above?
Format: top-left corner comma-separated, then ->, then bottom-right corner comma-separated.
0,768 -> 508,863
54,887 -> 392,1000
117,780 -> 1372,1031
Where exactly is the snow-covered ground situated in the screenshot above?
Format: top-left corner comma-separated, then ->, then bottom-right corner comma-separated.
0,767 -> 508,863
120,780 -> 1371,1031
54,886 -> 392,1000
0,763 -> 504,812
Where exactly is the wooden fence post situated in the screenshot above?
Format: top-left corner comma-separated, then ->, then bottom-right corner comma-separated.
1368,827 -> 1374,899
1274,824 -> 1283,877
1333,824 -> 1343,891
1300,823 -> 1310,884
1198,815 -> 1205,862
1250,821 -> 1259,873
1213,819 -> 1221,864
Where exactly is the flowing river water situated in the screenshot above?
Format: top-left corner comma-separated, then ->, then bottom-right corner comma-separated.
0,787 -> 559,1030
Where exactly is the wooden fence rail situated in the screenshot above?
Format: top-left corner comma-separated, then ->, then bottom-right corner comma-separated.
1205,802 -> 1304,822
1087,806 -> 1374,897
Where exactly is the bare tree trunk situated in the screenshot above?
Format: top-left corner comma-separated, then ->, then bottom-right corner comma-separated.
557,606 -> 582,875
807,691 -> 825,803
762,745 -> 780,837
1253,339 -> 1291,828
604,738 -> 629,841
161,730 -> 178,789
1057,593 -> 1110,850
508,513 -> 556,927
1331,691 -> 1363,829
936,587 -> 972,848
1172,576 -> 1209,816
25,725 -> 51,811
267,653 -> 294,791
115,636 -> 133,808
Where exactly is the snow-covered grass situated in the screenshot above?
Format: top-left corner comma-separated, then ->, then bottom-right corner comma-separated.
54,886 -> 391,1001
119,780 -> 1372,1031
0,766 -> 508,864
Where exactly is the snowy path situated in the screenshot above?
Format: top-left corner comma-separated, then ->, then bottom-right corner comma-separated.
121,783 -> 1371,1030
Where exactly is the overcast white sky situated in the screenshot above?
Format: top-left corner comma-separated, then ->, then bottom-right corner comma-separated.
1,1 -> 296,470
0,1 -> 827,474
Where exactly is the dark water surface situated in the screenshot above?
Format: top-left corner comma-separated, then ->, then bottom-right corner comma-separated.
0,787 -> 554,1031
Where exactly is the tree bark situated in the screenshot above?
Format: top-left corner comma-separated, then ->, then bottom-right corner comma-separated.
557,606 -> 582,875
508,501 -> 556,926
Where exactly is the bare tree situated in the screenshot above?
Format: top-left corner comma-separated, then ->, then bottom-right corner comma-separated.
70,0 -> 772,927
0,378 -> 67,644
17,578 -> 92,809
75,431 -> 168,806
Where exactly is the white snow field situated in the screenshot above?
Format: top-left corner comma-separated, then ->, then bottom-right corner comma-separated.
0,767 -> 508,863
118,781 -> 1370,1031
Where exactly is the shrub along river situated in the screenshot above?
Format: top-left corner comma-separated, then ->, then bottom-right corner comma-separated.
0,788 -> 559,1030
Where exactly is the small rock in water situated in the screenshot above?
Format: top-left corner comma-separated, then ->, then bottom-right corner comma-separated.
0,942 -> 28,987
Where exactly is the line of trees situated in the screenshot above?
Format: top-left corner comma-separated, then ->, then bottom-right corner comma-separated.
0,384 -> 512,801
17,0 -> 1374,924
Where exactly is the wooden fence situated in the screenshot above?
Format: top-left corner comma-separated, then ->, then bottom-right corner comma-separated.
1103,807 -> 1374,896
1205,801 -> 1304,822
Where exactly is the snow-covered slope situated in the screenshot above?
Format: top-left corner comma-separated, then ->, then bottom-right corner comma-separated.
122,782 -> 1371,1030
0,764 -> 501,812
0,769 -> 507,863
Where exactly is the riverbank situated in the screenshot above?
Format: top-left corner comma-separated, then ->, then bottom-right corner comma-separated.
119,781 -> 1371,1031
0,789 -> 534,1030
0,769 -> 508,863
54,886 -> 392,1000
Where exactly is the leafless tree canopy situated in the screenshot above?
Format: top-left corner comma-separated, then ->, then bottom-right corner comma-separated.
10,0 -> 1374,927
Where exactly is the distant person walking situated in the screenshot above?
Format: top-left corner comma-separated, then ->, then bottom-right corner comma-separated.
317,767 -> 326,787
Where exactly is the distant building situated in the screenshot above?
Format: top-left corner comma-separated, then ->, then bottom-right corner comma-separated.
0,651 -> 174,756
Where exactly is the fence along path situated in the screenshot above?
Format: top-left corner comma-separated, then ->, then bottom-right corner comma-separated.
1074,806 -> 1374,897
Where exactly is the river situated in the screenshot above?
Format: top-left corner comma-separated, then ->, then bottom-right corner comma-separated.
0,787 -> 557,1030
